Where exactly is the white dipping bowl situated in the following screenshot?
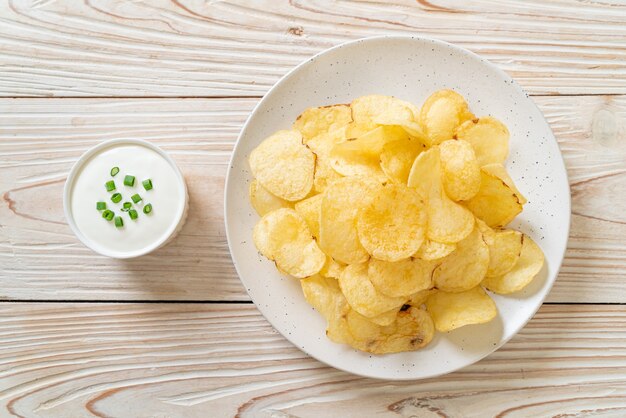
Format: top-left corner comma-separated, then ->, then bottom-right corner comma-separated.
64,139 -> 188,259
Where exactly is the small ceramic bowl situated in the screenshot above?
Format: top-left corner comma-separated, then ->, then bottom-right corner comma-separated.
64,138 -> 188,259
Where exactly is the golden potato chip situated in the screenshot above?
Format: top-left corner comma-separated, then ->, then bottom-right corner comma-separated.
357,184 -> 427,262
368,307 -> 401,326
433,225 -> 489,292
344,122 -> 374,139
408,289 -> 438,307
414,240 -> 456,261
408,147 -> 474,243
293,104 -> 352,142
439,139 -> 481,201
476,220 -> 524,277
330,126 -> 407,181
375,307 -> 434,354
426,286 -> 497,332
369,257 -> 434,298
483,235 -> 544,294
345,307 -> 434,354
454,117 -> 509,166
465,168 -> 523,228
380,137 -> 424,184
319,256 -> 345,279
351,95 -> 417,129
253,208 -> 325,278
339,263 -> 405,318
319,177 -> 382,264
419,89 -> 474,146
249,180 -> 293,216
249,130 -> 314,201
307,127 -> 346,192
294,194 -> 322,239
301,275 -> 352,343
482,163 -> 527,205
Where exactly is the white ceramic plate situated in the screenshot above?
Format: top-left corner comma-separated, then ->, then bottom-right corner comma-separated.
225,36 -> 570,380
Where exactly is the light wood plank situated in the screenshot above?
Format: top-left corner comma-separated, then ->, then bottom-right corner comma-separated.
1,96 -> 625,303
1,303 -> 625,417
0,0 -> 625,97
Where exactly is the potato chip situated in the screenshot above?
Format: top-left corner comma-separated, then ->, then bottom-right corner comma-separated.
300,275 -> 352,343
482,163 -> 527,205
319,177 -> 382,264
380,137 -> 424,184
330,126 -> 407,181
408,147 -> 474,243
253,208 -> 325,278
319,256 -> 345,279
465,168 -> 523,227
249,130 -> 315,201
408,289 -> 438,307
345,307 -> 434,354
294,194 -> 322,239
439,139 -> 481,201
357,184 -> 427,262
293,104 -> 352,142
249,180 -> 293,216
368,307 -> 401,326
476,220 -> 523,277
344,122 -> 374,139
339,262 -> 406,318
483,235 -> 544,294
433,225 -> 489,292
369,257 -> 434,297
419,90 -> 474,146
454,117 -> 509,166
351,95 -> 417,129
426,286 -> 497,332
414,240 -> 456,261
307,127 -> 346,192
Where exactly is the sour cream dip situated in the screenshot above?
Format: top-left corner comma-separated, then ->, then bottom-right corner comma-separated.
64,139 -> 188,258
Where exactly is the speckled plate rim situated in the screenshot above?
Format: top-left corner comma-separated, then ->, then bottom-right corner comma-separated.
224,35 -> 571,380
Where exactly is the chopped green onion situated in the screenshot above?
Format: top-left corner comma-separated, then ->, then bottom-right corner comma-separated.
105,180 -> 116,192
96,201 -> 106,211
114,216 -> 124,228
142,179 -> 153,191
111,193 -> 122,203
121,201 -> 132,212
110,167 -> 120,177
102,210 -> 114,221
129,209 -> 138,220
131,193 -> 142,204
143,203 -> 152,214
124,175 -> 135,187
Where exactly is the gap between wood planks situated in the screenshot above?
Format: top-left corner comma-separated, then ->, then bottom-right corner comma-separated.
1,300 -> 624,305
1,93 -> 624,99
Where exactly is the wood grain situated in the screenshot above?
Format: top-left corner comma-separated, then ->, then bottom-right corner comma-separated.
0,303 -> 624,418
1,96 -> 625,303
0,0 -> 625,97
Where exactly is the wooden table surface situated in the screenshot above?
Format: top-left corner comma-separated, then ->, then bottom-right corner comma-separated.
1,1 -> 625,417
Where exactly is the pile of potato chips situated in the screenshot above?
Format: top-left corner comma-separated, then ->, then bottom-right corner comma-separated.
249,90 -> 545,354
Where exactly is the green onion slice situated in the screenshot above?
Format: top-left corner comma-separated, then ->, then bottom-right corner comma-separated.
96,201 -> 106,211
131,193 -> 142,204
142,179 -> 153,191
110,167 -> 120,177
102,210 -> 114,221
105,180 -> 116,192
124,175 -> 135,187
114,216 -> 124,228
121,201 -> 132,212
111,193 -> 122,203
129,209 -> 138,220
143,203 -> 152,214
